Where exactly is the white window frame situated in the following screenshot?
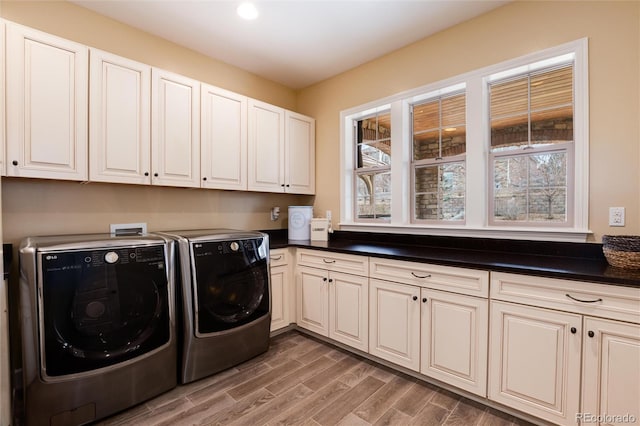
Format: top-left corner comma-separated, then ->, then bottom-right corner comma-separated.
353,107 -> 392,223
410,86 -> 467,224
340,38 -> 589,242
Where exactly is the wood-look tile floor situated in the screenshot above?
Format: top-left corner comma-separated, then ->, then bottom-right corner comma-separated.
99,331 -> 535,426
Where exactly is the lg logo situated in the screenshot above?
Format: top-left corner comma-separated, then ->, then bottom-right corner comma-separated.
45,255 -> 58,260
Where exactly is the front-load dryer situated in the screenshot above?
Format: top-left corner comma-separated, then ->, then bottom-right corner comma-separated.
14,234 -> 177,425
158,229 -> 270,384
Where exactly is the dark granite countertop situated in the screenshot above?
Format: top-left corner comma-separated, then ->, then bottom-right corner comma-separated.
262,230 -> 640,288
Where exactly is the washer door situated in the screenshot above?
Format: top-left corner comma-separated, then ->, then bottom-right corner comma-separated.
39,245 -> 171,378
191,238 -> 269,335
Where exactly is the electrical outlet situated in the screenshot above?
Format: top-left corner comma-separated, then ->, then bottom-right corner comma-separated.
609,207 -> 625,227
326,210 -> 332,221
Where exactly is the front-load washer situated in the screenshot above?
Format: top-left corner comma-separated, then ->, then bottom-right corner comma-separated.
13,234 -> 177,425
158,229 -> 270,384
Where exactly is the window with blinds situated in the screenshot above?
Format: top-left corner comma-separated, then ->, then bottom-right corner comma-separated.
489,60 -> 574,225
354,110 -> 391,221
341,39 -> 587,238
411,91 -> 466,222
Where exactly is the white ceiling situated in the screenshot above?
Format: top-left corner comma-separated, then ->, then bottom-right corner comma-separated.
72,0 -> 509,89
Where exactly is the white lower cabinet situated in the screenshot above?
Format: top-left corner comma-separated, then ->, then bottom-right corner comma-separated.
298,265 -> 369,352
489,272 -> 640,426
420,288 -> 488,397
269,249 -> 292,332
296,250 -> 369,352
488,301 -> 582,425
368,277 -> 489,397
369,278 -> 420,371
368,258 -> 489,395
581,317 -> 640,426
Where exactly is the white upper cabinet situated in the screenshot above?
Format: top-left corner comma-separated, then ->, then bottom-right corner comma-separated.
201,84 -> 247,190
248,99 -> 284,192
89,48 -> 151,185
152,68 -> 200,188
6,22 -> 88,181
285,110 -> 315,194
248,99 -> 315,194
1,21 -> 6,176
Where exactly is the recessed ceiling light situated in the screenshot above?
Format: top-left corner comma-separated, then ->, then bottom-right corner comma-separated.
237,2 -> 259,20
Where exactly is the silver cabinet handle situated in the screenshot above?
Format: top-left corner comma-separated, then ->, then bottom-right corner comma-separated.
565,293 -> 603,303
411,272 -> 431,279
270,255 -> 283,261
323,259 -> 336,264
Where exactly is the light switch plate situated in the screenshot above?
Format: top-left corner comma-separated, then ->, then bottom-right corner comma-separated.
609,207 -> 625,227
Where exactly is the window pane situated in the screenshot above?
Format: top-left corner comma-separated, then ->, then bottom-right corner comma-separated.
356,171 -> 391,220
413,101 -> 439,132
413,91 -> 466,160
490,63 -> 573,152
357,112 -> 391,168
442,126 -> 466,156
493,151 -> 567,223
491,114 -> 528,150
531,106 -> 573,144
441,93 -> 465,127
413,130 -> 439,161
414,163 -> 465,221
357,140 -> 391,168
530,66 -> 573,110
490,77 -> 528,118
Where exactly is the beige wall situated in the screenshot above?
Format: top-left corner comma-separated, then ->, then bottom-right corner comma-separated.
298,1 -> 640,242
0,0 -> 312,248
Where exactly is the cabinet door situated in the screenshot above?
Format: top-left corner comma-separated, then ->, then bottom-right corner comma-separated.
297,265 -> 328,336
420,288 -> 488,397
582,317 -> 640,426
201,84 -> 247,190
329,271 -> 368,352
488,301 -> 581,426
6,23 -> 88,181
151,68 -> 200,188
369,279 -> 420,371
270,263 -> 290,332
284,111 -> 315,194
89,48 -> 150,184
247,99 -> 284,192
1,21 -> 5,176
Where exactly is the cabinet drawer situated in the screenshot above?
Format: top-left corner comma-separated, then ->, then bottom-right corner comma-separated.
369,257 -> 488,298
296,249 -> 368,276
491,272 -> 640,324
269,248 -> 289,267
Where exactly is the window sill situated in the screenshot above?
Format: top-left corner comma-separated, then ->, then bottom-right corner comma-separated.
338,223 -> 592,243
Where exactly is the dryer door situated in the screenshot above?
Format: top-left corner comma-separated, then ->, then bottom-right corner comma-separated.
39,244 -> 171,378
191,238 -> 269,335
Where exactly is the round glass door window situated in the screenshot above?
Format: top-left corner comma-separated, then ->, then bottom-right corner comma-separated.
192,238 -> 270,334
40,246 -> 170,377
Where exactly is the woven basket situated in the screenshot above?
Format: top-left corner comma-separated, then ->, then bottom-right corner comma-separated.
602,235 -> 640,270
